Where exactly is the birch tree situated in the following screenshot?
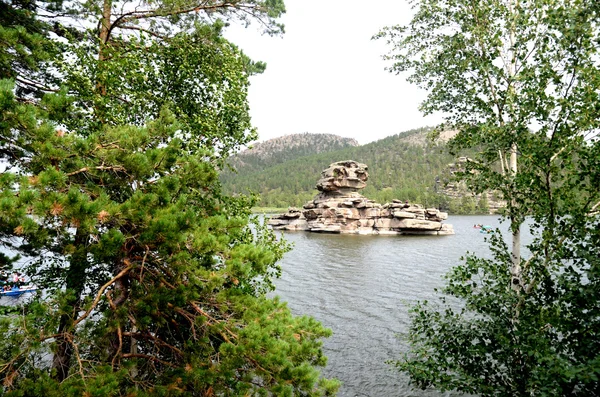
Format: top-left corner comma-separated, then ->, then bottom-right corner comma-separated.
378,0 -> 600,394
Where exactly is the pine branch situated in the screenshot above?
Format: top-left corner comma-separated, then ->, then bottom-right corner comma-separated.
73,265 -> 133,327
107,1 -> 264,42
111,321 -> 123,368
15,76 -> 60,93
122,353 -> 176,368
67,165 -> 128,176
588,200 -> 600,216
117,25 -> 168,40
123,331 -> 185,357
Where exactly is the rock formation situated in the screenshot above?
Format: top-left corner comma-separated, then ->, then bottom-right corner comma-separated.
268,160 -> 454,235
441,156 -> 506,214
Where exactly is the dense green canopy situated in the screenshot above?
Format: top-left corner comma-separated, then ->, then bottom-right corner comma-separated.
380,0 -> 600,395
0,0 -> 338,395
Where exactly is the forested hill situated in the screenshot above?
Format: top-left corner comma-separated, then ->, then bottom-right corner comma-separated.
229,133 -> 359,174
221,128 -> 485,213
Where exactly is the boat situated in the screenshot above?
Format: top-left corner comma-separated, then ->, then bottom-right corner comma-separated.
479,225 -> 494,234
0,286 -> 38,297
473,224 -> 483,229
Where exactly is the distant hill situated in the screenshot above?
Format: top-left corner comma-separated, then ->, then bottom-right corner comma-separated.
229,133 -> 359,174
221,128 -> 494,214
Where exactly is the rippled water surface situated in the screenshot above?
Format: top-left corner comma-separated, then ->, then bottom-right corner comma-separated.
270,215 -> 534,397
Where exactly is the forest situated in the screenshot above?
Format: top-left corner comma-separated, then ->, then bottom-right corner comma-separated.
221,128 -> 491,213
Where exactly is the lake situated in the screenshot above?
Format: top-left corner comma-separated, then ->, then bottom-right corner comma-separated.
269,215 -> 535,397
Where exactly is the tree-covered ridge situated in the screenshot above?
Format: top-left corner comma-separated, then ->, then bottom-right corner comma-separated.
229,132 -> 359,173
222,128 -> 485,212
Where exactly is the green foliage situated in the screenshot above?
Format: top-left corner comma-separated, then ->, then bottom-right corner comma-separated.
477,192 -> 489,213
380,0 -> 600,395
0,0 -> 63,97
447,195 -> 477,215
396,214 -> 600,395
0,1 -> 339,395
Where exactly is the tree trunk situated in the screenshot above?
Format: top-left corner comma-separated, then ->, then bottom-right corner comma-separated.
509,143 -> 521,290
97,0 -> 112,97
507,0 -> 521,291
51,229 -> 88,381
99,0 -> 112,61
108,252 -> 131,366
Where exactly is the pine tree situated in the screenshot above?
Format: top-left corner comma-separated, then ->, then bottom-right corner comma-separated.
0,1 -> 339,395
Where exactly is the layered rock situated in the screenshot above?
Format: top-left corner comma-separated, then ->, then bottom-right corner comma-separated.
441,156 -> 506,214
269,160 -> 454,235
316,160 -> 368,192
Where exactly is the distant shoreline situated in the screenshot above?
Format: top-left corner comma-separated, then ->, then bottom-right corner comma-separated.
252,207 -> 287,214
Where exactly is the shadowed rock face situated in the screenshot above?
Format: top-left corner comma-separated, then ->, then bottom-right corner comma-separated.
268,161 -> 454,236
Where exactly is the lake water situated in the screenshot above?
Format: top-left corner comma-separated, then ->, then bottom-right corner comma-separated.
270,215 -> 535,397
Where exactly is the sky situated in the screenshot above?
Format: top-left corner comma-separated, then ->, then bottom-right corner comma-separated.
224,0 -> 443,145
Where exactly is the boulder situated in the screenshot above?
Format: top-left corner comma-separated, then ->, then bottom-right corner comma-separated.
340,221 -> 360,233
374,218 -> 405,229
359,219 -> 375,228
361,208 -> 381,218
316,160 -> 368,192
438,224 -> 455,235
281,207 -> 302,218
302,208 -> 323,220
405,208 -> 426,219
336,208 -> 360,220
282,219 -> 308,231
320,208 -> 337,219
379,208 -> 392,217
396,219 -> 443,230
311,225 -> 342,233
392,210 -> 416,219
268,218 -> 289,226
321,201 -> 337,209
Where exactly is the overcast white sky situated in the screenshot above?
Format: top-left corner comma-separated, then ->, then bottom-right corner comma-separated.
224,0 -> 443,145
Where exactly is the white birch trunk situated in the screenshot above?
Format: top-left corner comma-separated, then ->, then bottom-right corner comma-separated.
509,143 -> 521,290
507,0 -> 521,291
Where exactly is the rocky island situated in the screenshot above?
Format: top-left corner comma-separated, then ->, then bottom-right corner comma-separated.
268,160 -> 454,235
